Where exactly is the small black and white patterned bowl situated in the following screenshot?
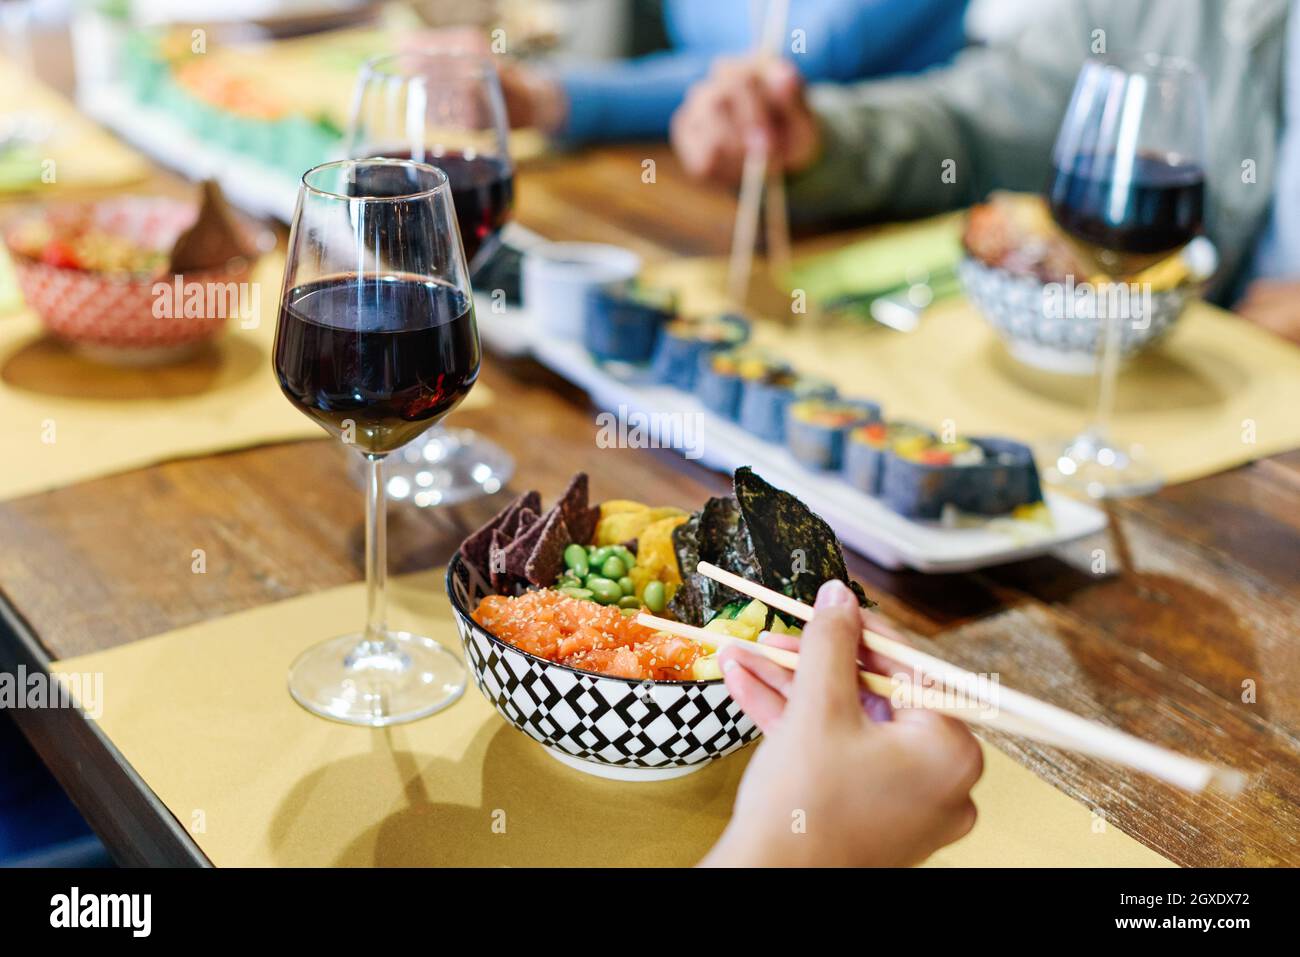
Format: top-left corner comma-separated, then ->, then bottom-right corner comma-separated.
958,256 -> 1188,375
445,555 -> 759,781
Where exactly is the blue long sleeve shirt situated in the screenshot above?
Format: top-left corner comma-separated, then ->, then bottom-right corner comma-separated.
558,0 -> 970,143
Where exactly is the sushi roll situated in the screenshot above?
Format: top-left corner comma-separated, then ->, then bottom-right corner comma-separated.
879,436 -> 1043,520
843,422 -> 932,496
738,371 -> 837,444
583,283 -> 676,364
786,398 -> 882,470
649,313 -> 749,391
695,347 -> 780,421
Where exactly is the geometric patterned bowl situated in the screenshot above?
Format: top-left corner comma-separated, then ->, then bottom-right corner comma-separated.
446,554 -> 759,781
4,197 -> 268,366
958,256 -> 1189,376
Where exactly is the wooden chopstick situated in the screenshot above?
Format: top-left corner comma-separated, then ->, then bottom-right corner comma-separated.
636,612 -> 1079,741
692,562 -> 1245,794
725,0 -> 791,304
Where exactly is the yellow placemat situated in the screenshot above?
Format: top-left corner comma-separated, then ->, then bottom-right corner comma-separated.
0,253 -> 491,501
0,57 -> 150,194
646,257 -> 1300,485
51,570 -> 1172,867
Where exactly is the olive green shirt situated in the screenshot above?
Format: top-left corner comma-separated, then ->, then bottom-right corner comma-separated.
788,0 -> 1290,296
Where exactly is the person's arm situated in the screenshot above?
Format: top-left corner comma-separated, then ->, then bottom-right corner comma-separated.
672,2 -> 1105,223
787,8 -> 1089,223
555,50 -> 717,142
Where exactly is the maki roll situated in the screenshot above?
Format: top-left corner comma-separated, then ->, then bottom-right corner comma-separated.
786,398 -> 882,470
880,436 -> 1043,520
695,348 -> 781,421
843,422 -> 933,495
584,283 -> 675,364
649,313 -> 749,391
738,370 -> 837,444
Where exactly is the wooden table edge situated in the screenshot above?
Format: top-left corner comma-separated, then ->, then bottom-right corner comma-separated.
0,593 -> 211,868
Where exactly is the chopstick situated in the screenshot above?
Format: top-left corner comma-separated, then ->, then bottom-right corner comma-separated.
693,562 -> 1246,794
637,612 -> 1062,739
725,0 -> 792,304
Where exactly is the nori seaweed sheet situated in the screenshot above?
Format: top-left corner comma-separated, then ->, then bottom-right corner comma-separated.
670,468 -> 872,625
734,467 -> 872,609
668,495 -> 759,625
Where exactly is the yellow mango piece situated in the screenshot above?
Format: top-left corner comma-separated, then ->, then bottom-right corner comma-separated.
646,506 -> 687,522
636,515 -> 688,580
600,499 -> 650,516
594,510 -> 655,547
693,656 -> 724,681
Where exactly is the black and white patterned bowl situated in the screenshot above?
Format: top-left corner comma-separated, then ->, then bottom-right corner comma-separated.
446,555 -> 759,781
958,256 -> 1188,375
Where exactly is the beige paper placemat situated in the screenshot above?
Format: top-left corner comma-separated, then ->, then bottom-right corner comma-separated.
0,253 -> 492,501
52,570 -> 1172,867
646,258 -> 1300,486
0,57 -> 151,194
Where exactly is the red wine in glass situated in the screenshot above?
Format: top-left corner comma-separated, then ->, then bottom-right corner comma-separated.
275,275 -> 481,455
369,149 -> 514,264
1048,151 -> 1205,275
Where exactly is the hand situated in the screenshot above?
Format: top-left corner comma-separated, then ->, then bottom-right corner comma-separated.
496,61 -> 569,133
398,30 -> 567,133
700,581 -> 983,867
670,57 -> 821,185
1236,280 -> 1300,346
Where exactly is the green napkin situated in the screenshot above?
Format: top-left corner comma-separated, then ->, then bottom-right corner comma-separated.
788,215 -> 964,306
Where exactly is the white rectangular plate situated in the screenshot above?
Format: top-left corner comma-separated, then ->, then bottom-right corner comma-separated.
480,301 -> 1106,572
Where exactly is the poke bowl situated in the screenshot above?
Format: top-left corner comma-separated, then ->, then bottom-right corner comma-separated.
959,193 -> 1191,375
445,468 -> 871,781
3,193 -> 270,365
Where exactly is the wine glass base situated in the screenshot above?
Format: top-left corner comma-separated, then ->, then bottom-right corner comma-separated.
355,427 -> 515,508
1040,432 -> 1162,500
288,631 -> 467,727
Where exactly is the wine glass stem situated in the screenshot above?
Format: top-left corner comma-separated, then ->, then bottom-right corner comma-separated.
1091,306 -> 1123,439
362,453 -> 389,649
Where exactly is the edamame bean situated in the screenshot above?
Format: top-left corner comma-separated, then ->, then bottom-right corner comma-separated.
558,575 -> 582,590
563,544 -> 589,577
618,596 -> 642,610
559,586 -> 594,601
611,545 -> 635,567
587,577 -> 622,604
600,555 -> 626,580
590,546 -> 612,567
643,580 -> 666,613
617,576 -> 635,596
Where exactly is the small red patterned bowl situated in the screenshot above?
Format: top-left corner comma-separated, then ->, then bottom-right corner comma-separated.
4,197 -> 271,365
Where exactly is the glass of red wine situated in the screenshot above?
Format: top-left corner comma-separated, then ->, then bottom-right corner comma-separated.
345,51 -> 516,507
1043,53 -> 1207,498
274,158 -> 476,725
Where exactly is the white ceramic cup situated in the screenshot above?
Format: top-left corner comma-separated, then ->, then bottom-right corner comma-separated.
522,242 -> 641,340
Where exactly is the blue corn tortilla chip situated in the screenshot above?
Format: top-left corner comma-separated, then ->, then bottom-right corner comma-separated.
524,507 -> 572,587
458,490 -> 541,579
501,506 -> 549,579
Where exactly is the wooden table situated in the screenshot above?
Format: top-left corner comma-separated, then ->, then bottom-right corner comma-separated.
3,57 -> 1298,866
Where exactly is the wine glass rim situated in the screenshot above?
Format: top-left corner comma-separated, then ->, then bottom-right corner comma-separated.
360,50 -> 496,79
1089,50 -> 1202,79
300,157 -> 450,202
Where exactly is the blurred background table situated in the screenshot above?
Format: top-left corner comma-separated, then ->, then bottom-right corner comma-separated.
1,26 -> 1297,868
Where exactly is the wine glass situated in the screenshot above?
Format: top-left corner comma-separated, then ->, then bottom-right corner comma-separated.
1043,53 -> 1207,498
274,158 -> 476,725
345,50 -> 516,507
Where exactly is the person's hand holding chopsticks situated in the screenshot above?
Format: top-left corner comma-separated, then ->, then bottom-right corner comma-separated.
671,56 -> 821,185
699,580 -> 983,867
